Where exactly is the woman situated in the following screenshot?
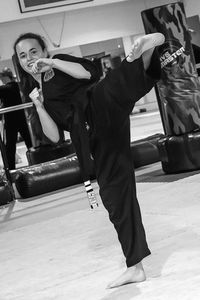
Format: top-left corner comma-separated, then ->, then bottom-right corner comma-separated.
14,32 -> 165,288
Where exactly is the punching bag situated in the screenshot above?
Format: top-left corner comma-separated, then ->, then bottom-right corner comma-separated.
141,2 -> 200,173
0,179 -> 14,206
14,134 -> 163,199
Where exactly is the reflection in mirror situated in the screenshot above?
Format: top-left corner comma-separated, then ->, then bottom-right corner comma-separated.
0,69 -> 32,171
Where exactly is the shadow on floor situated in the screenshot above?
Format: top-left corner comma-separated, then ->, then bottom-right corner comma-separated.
136,166 -> 200,183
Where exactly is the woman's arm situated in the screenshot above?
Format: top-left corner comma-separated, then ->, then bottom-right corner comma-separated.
53,58 -> 91,79
29,88 -> 60,143
36,105 -> 60,143
32,57 -> 91,79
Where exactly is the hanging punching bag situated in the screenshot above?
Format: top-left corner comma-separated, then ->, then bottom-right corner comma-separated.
141,1 -> 200,173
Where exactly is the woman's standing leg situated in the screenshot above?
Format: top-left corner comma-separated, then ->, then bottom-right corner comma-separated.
90,118 -> 150,288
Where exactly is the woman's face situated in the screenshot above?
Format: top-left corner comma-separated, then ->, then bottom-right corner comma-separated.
16,38 -> 47,75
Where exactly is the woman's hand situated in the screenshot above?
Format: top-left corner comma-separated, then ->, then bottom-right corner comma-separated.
31,58 -> 54,74
29,87 -> 60,143
29,87 -> 44,108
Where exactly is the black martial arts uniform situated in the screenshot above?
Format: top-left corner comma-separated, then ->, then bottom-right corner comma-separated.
0,81 -> 32,169
38,52 -> 161,267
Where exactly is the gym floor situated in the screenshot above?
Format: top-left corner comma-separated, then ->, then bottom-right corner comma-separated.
1,110 -> 200,300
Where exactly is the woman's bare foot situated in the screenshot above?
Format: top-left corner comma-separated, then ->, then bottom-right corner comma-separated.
107,262 -> 146,289
126,33 -> 165,63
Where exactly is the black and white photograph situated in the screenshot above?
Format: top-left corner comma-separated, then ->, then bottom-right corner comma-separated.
0,0 -> 200,299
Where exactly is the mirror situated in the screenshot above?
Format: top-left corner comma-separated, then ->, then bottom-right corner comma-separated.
0,35 -> 163,170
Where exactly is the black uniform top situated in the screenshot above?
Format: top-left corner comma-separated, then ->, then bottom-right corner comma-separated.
41,53 -> 100,180
42,54 -> 99,129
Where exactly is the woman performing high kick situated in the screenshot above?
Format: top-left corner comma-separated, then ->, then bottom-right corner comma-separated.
14,32 -> 165,288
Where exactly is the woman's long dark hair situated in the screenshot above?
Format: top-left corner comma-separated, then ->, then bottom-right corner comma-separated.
13,33 -> 50,146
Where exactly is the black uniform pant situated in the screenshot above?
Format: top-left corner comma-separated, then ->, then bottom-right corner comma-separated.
88,55 -> 160,267
4,112 -> 32,169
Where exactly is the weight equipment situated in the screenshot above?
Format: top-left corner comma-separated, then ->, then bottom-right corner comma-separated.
141,2 -> 200,173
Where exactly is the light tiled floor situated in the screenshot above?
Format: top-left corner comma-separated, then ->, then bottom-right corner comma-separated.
1,111 -> 200,299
